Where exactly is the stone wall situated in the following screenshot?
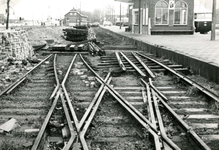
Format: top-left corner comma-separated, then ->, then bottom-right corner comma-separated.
0,30 -> 34,61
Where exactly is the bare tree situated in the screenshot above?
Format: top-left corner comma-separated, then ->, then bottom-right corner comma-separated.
0,0 -> 20,29
92,9 -> 101,23
105,3 -> 115,23
6,0 -> 10,29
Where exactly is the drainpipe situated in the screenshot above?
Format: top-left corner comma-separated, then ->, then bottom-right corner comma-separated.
120,2 -> 121,29
211,0 -> 216,41
139,0 -> 142,34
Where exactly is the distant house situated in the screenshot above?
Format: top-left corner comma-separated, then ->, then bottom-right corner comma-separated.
63,8 -> 88,26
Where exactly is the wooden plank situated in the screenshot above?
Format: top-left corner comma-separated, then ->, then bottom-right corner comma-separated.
169,101 -> 207,105
169,96 -> 191,100
156,86 -> 176,90
192,123 -> 219,129
161,91 -> 186,94
173,108 -> 208,113
201,135 -> 219,140
180,114 -> 219,119
114,86 -> 143,90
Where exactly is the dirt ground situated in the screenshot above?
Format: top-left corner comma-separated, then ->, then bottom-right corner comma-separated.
1,26 -> 219,149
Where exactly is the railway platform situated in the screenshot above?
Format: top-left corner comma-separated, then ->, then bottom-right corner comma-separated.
100,26 -> 219,84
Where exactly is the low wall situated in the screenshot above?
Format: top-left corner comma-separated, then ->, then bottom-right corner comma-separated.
100,27 -> 219,84
0,30 -> 34,60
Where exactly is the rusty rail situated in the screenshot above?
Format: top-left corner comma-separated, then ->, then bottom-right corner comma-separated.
0,54 -> 53,96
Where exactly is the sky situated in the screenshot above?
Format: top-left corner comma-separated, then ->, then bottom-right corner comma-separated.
0,0 -> 218,20
0,0 -> 124,20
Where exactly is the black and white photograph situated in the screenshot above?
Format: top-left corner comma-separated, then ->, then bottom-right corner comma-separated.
0,0 -> 219,149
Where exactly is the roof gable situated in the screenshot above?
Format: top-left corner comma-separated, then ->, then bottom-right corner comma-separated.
64,9 -> 88,18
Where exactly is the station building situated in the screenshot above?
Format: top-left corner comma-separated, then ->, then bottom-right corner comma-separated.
115,0 -> 194,35
64,8 -> 88,26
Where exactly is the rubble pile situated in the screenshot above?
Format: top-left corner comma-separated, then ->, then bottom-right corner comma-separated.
0,30 -> 34,60
0,30 -> 38,92
72,62 -> 97,88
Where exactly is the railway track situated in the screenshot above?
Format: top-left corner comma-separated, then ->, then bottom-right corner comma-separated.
1,28 -> 219,150
0,55 -> 55,149
97,50 -> 219,150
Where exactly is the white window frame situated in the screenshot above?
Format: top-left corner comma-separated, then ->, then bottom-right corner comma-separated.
143,2 -> 148,25
174,1 -> 188,25
132,9 -> 139,25
155,0 -> 169,25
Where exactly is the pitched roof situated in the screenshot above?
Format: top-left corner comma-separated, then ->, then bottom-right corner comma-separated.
64,8 -> 88,18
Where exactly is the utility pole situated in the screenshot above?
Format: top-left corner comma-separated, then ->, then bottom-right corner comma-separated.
211,0 -> 216,41
79,0 -> 81,26
120,2 -> 121,29
6,0 -> 10,29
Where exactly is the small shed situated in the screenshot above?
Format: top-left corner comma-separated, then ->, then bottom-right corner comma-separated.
63,8 -> 88,26
115,0 -> 195,35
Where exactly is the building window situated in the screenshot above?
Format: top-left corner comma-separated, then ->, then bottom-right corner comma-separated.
155,0 -> 168,25
134,11 -> 139,24
174,1 -> 188,25
70,13 -> 73,15
66,18 -> 69,21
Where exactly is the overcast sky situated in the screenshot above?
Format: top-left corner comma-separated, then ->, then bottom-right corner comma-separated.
0,0 -> 218,20
0,0 -> 123,20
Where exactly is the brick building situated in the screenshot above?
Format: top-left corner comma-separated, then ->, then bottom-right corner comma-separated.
115,0 -> 194,35
63,8 -> 88,26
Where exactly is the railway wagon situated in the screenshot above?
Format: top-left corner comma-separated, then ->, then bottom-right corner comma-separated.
194,12 -> 212,34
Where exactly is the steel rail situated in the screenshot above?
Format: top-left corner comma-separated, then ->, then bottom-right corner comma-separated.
78,72 -> 111,129
152,89 -> 171,150
6,77 -> 26,94
32,54 -> 59,150
31,88 -> 62,150
60,91 -> 77,150
120,52 -> 146,77
146,82 -> 156,126
79,54 -> 180,150
0,54 -> 53,96
80,77 -> 112,150
59,54 -> 80,149
145,82 -> 161,150
136,52 -> 219,103
104,83 -> 180,150
144,79 -> 179,150
50,54 -> 60,100
61,54 -> 80,132
147,79 -> 168,101
115,52 -> 126,71
132,52 -> 155,78
32,54 -> 78,150
147,78 -> 211,150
